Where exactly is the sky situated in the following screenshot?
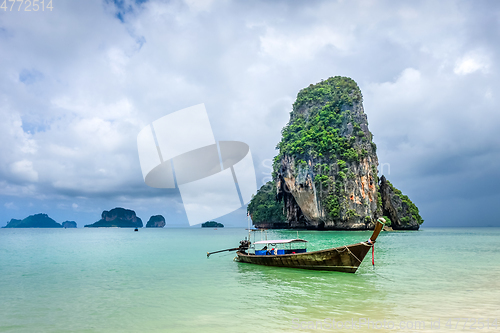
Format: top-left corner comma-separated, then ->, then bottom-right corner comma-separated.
0,0 -> 499,227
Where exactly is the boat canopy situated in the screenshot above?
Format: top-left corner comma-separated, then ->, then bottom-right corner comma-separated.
253,239 -> 308,245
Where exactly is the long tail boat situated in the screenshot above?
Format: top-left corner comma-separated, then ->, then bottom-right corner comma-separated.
208,218 -> 385,273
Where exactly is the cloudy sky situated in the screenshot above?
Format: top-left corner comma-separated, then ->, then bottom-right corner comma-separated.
0,0 -> 499,227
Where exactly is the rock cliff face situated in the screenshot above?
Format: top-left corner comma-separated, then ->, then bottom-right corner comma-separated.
248,76 -> 423,230
274,77 -> 379,230
85,207 -> 143,228
146,215 -> 166,228
3,213 -> 62,228
62,221 -> 77,228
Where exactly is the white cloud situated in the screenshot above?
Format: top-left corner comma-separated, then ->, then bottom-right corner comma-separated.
10,160 -> 39,182
454,51 -> 490,75
107,47 -> 130,77
259,25 -> 354,63
368,68 -> 424,104
183,0 -> 215,12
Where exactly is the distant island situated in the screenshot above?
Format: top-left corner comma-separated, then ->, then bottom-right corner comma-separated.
146,215 -> 166,228
247,76 -> 423,230
84,207 -> 143,228
2,208 -> 167,229
3,213 -> 63,228
201,221 -> 224,228
62,221 -> 77,228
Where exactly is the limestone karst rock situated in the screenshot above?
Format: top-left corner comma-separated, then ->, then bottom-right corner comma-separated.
146,215 -> 166,228
85,207 -> 143,228
248,77 -> 423,230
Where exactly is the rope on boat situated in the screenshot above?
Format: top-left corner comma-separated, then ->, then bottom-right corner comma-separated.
342,242 -> 375,269
334,246 -> 364,264
345,246 -> 362,263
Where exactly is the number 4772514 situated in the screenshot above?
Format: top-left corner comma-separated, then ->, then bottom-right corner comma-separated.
1,0 -> 53,11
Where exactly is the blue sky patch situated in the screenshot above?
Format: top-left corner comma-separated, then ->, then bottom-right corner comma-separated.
19,69 -> 44,85
108,0 -> 148,23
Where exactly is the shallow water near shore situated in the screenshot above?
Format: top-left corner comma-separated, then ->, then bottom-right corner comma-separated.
1,227 -> 499,332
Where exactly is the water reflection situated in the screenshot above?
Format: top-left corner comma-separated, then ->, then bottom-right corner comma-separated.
234,259 -> 392,328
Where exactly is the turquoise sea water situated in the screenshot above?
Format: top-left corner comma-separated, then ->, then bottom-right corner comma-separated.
1,227 -> 499,332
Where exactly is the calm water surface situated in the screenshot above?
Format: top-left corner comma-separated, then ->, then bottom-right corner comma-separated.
0,227 -> 499,332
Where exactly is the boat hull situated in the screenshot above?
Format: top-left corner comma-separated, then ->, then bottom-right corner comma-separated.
236,242 -> 372,273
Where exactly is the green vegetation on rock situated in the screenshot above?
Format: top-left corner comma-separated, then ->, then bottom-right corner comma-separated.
273,76 -> 376,220
385,180 -> 424,225
247,181 -> 286,224
293,76 -> 362,111
382,216 -> 392,227
274,77 -> 366,169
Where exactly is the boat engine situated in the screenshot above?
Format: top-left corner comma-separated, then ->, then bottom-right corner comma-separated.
239,239 -> 251,250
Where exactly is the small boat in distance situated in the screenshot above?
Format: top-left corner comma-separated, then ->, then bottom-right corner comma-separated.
208,218 -> 385,273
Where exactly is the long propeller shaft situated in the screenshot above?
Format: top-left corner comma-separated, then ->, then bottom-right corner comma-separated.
207,247 -> 240,258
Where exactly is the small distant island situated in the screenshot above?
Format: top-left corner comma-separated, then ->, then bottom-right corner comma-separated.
62,221 -> 77,228
201,221 -> 224,228
84,207 -> 143,228
3,213 -> 63,228
2,208 -> 167,229
146,215 -> 166,228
